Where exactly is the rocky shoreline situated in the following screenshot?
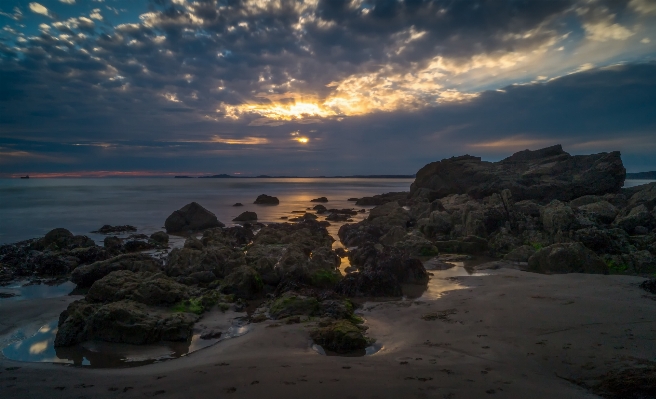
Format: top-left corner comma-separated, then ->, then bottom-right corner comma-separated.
1,145 -> 655,398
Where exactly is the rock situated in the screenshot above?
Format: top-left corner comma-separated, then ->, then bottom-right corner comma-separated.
338,223 -> 386,247
254,194 -> 279,205
86,270 -> 192,305
393,235 -> 439,257
92,225 -> 137,234
318,300 -> 354,319
308,247 -> 341,271
29,252 -> 78,276
527,242 -> 608,274
71,253 -> 163,287
379,226 -> 406,246
290,213 -> 318,222
418,211 -> 453,237
433,236 -> 487,254
410,145 -> 625,202
313,204 -> 328,213
640,278 -> 656,294
355,192 -> 408,206
578,201 -> 618,224
368,201 -> 401,220
233,211 -> 258,222
70,246 -> 110,265
150,231 -> 169,244
614,204 -> 654,233
574,227 -> 631,255
43,228 -> 74,247
503,245 -> 536,263
54,299 -> 199,346
219,266 -> 263,299
165,202 -> 224,234
326,213 -> 351,222
630,250 -> 656,274
423,258 -> 456,270
635,226 -> 649,235
103,236 -> 122,249
311,197 -> 329,203
310,320 -> 370,353
233,203 -> 243,207
166,247 -> 244,279
122,240 -> 154,252
269,292 -> 319,319
541,200 -> 576,233
183,237 -> 203,250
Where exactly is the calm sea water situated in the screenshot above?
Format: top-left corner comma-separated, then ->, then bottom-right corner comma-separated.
1,178 -> 652,246
0,178 -> 414,245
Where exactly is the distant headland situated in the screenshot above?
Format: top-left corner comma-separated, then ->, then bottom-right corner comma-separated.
175,174 -> 416,179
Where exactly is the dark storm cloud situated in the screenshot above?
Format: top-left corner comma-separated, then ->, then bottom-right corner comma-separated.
0,0 -> 655,175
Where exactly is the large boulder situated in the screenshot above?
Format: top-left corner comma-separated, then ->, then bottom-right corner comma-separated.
269,292 -> 319,319
54,299 -> 198,346
577,200 -> 618,224
541,200 -> 576,233
219,266 -> 263,299
166,246 -> 245,279
310,320 -> 370,353
71,253 -> 162,288
254,194 -> 279,205
410,145 -> 625,202
86,270 -> 192,306
164,202 -> 224,234
233,211 -> 258,222
527,242 -> 608,274
43,228 -> 74,247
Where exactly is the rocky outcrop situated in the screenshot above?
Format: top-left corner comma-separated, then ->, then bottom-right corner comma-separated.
86,270 -> 193,305
410,145 -> 625,202
310,320 -> 370,353
311,197 -> 329,203
233,211 -> 258,222
165,202 -> 224,234
71,253 -> 163,288
527,243 -> 608,274
254,194 -> 279,205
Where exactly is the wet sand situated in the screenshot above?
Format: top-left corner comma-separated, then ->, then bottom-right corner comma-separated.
1,269 -> 654,398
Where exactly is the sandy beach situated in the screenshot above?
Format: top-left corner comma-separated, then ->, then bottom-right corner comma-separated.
1,268 -> 653,398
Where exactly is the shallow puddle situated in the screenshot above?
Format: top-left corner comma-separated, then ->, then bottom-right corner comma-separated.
0,281 -> 76,301
405,256 -> 493,300
311,341 -> 383,357
2,320 -> 252,368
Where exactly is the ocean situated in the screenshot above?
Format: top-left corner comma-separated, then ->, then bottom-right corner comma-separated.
0,178 -> 414,245
1,178 -> 652,246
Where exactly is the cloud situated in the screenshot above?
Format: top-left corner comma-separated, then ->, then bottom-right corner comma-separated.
59,0 -> 76,4
28,3 -> 49,17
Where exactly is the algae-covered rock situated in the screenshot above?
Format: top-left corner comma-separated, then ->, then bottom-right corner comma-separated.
71,253 -> 162,288
503,245 -> 536,263
527,242 -> 608,274
86,270 -> 193,306
269,292 -> 319,319
310,320 -> 370,353
219,266 -> 263,299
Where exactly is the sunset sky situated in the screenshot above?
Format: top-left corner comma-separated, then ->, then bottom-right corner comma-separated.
1,0 -> 655,177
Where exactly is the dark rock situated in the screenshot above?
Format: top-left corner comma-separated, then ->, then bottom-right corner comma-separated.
233,203 -> 244,207
183,237 -> 204,250
103,236 -> 122,249
527,242 -> 608,274
338,223 -> 386,247
410,145 -> 625,202
269,292 -> 319,319
433,236 -> 487,254
334,248 -> 348,258
326,213 -> 351,222
55,299 -> 198,346
166,247 -> 245,279
574,227 -> 631,255
164,202 -> 224,234
71,253 -> 162,288
86,270 -> 192,306
503,245 -> 536,262
356,192 -> 409,206
150,231 -> 169,244
219,266 -> 263,299
290,213 -> 318,222
311,197 -> 329,203
92,225 -> 137,234
70,246 -> 110,266
122,240 -> 154,252
254,194 -> 279,205
640,278 -> 656,294
310,320 -> 369,353
233,211 -> 258,222
313,204 -> 328,213
43,228 -> 74,247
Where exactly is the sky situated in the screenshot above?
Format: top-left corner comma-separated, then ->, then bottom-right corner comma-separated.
0,0 -> 655,177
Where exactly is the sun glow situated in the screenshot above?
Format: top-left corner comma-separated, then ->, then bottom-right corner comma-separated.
296,137 -> 309,143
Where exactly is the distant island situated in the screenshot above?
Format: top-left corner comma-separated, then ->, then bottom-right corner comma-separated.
626,171 -> 656,179
176,174 -> 416,179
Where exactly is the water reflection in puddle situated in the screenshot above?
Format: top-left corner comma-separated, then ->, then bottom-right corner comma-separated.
404,257 -> 493,300
311,341 -> 383,357
0,281 -> 76,301
2,320 -> 252,368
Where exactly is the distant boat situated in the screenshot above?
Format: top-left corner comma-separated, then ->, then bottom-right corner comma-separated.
20,175 -> 29,179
